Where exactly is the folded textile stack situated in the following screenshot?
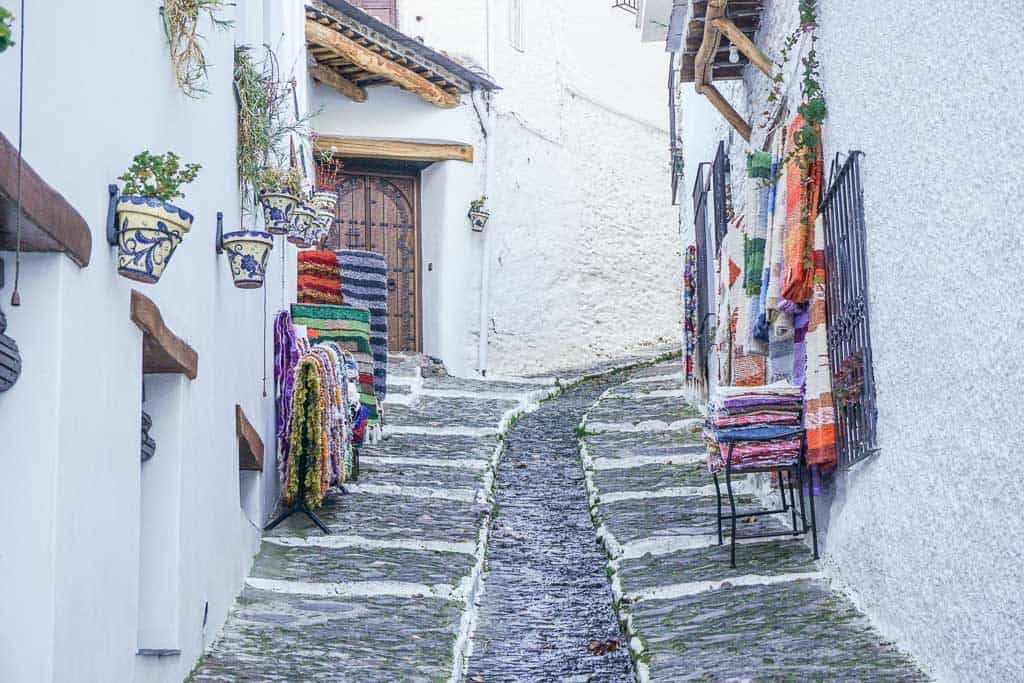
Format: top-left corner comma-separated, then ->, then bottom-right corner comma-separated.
291,303 -> 379,432
297,251 -> 343,304
704,383 -> 804,472
336,249 -> 389,401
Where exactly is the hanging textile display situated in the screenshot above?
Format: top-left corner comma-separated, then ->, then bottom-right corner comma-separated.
291,303 -> 379,431
274,310 -> 302,485
780,114 -> 823,305
683,245 -> 702,391
715,215 -> 766,388
804,215 -> 837,468
297,250 -> 343,305
336,249 -> 389,401
284,355 -> 329,508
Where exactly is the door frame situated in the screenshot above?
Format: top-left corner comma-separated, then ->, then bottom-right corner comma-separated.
337,164 -> 424,353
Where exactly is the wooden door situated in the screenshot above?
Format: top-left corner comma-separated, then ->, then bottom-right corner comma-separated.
330,173 -> 421,353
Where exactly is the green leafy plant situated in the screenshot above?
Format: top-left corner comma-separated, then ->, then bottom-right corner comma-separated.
0,6 -> 14,53
259,167 -> 303,196
119,151 -> 201,202
161,0 -> 232,98
469,195 -> 488,213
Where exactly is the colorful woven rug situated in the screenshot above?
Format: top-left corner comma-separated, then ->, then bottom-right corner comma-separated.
291,303 -> 378,426
297,251 -> 343,305
336,249 -> 389,400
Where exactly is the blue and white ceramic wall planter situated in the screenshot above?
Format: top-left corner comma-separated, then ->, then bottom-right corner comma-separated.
222,230 -> 275,289
289,204 -> 317,247
115,196 -> 194,283
311,190 -> 338,213
259,188 -> 299,235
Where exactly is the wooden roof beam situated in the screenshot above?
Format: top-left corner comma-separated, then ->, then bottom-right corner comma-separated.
306,20 -> 459,108
712,16 -> 771,76
236,404 -> 264,471
692,0 -> 754,142
310,64 -> 368,102
314,135 -> 474,163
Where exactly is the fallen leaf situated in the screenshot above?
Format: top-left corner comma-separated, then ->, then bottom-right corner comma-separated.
587,639 -> 620,655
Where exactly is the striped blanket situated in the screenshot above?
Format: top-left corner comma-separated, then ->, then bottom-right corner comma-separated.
297,251 -> 342,305
804,215 -> 837,468
337,249 -> 389,400
291,303 -> 378,426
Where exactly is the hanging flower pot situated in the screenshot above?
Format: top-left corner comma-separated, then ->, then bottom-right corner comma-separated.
114,151 -> 200,284
468,195 -> 489,232
116,196 -> 194,283
289,204 -> 317,247
311,208 -> 334,246
468,208 -> 490,232
311,190 -> 338,214
222,230 -> 275,289
259,189 -> 299,235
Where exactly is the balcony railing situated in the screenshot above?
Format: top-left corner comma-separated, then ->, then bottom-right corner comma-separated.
612,0 -> 640,14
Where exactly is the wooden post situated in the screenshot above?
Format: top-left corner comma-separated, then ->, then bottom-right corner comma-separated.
698,82 -> 752,142
712,17 -> 772,77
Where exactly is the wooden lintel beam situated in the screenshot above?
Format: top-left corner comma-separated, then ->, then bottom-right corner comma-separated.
306,20 -> 459,108
314,135 -> 474,163
235,404 -> 264,472
310,64 -> 368,102
130,289 -> 198,379
697,82 -> 752,142
712,17 -> 771,76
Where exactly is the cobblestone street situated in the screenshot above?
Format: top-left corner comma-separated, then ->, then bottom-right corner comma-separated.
193,352 -> 926,682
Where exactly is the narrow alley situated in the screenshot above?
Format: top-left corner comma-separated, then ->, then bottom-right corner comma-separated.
192,352 -> 925,681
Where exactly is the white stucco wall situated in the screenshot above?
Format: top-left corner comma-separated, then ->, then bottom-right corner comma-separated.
0,2 -> 307,681
675,0 -> 1024,679
401,0 -> 683,376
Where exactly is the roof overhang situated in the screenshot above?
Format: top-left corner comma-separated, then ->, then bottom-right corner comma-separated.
305,0 -> 498,108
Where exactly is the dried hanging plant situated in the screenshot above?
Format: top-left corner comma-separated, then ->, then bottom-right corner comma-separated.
234,45 -> 314,211
161,0 -> 232,99
310,134 -> 345,191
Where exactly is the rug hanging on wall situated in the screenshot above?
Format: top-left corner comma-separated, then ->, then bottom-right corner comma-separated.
336,249 -> 389,400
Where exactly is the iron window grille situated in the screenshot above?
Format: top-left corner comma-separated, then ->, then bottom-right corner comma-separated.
669,53 -> 684,205
692,162 -> 714,387
612,0 -> 640,14
712,140 -> 729,249
820,151 -> 878,468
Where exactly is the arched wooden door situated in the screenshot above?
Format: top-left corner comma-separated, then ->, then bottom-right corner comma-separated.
329,173 -> 421,353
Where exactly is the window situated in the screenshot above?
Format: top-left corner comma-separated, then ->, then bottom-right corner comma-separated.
820,151 -> 878,468
692,162 -> 715,389
509,0 -> 526,52
350,0 -> 397,27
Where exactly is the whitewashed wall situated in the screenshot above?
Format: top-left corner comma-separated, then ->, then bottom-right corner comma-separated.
400,0 -> 682,376
675,0 -> 1024,679
0,2 -> 307,681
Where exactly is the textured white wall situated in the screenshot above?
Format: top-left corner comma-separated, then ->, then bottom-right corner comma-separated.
402,0 -> 683,376
0,2 -> 305,681
676,0 -> 1024,679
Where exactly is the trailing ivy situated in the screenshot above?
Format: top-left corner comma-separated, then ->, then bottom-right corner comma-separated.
761,0 -> 827,173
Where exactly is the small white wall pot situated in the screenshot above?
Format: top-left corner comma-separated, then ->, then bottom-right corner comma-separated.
289,204 -> 316,247
115,196 -> 194,283
468,208 -> 490,232
311,190 -> 338,213
222,230 -> 275,289
259,188 -> 299,235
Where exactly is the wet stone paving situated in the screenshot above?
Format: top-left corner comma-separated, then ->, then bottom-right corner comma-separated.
192,349 -> 927,682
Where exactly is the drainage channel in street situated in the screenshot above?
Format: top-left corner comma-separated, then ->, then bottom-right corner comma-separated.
465,375 -> 634,682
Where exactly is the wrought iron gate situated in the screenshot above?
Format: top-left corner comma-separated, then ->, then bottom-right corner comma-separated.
820,151 -> 877,468
692,162 -> 712,387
